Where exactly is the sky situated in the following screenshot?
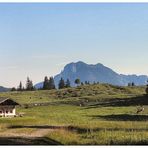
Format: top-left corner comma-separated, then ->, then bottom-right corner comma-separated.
0,3 -> 148,87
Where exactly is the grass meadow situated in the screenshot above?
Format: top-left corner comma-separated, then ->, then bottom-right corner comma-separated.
0,84 -> 147,145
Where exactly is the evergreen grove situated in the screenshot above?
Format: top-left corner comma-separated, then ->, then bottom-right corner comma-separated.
12,77 -> 81,91
11,77 -> 148,93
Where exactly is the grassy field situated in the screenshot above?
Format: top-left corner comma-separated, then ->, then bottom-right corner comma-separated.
0,84 -> 147,145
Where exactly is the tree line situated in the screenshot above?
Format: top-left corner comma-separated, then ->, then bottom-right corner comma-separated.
11,77 -> 35,91
11,77 -> 87,91
11,76 -> 148,95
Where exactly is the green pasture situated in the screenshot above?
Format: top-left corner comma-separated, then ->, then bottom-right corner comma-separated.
0,84 -> 147,145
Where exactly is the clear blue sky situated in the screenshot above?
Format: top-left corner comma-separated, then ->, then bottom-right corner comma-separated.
0,3 -> 148,87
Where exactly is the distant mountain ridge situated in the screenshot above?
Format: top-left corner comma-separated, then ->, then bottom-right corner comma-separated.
35,61 -> 148,88
0,86 -> 10,92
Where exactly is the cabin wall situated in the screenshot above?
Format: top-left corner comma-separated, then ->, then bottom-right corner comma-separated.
0,105 -> 16,117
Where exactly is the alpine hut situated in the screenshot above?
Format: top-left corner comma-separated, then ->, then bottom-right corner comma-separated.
0,98 -> 19,117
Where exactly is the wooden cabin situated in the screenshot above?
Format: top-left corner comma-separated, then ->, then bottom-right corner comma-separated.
0,98 -> 19,117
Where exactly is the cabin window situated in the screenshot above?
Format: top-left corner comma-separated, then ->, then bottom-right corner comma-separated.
10,110 -> 13,113
6,111 -> 8,114
0,111 -> 2,114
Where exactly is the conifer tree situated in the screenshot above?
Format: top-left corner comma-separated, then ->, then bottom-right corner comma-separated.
43,76 -> 49,90
65,79 -> 71,88
18,81 -> 23,91
75,78 -> 80,86
26,77 -> 34,91
58,78 -> 65,89
85,81 -> 88,85
131,82 -> 135,86
11,87 -> 16,91
146,80 -> 148,95
49,77 -> 56,89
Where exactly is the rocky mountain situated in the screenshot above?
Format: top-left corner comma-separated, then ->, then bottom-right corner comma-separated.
0,86 -> 10,92
35,61 -> 148,88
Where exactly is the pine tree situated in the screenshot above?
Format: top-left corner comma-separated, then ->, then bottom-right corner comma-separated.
49,77 -> 56,89
26,77 -> 30,90
128,83 -> 131,87
81,82 -> 84,85
26,77 -> 34,91
65,79 -> 71,88
85,81 -> 88,85
75,78 -> 80,86
131,82 -> 135,86
43,76 -> 49,90
18,81 -> 23,91
146,80 -> 148,95
58,78 -> 65,89
11,87 -> 16,91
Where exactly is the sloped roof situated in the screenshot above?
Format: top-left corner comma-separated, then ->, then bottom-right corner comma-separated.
0,98 -> 19,105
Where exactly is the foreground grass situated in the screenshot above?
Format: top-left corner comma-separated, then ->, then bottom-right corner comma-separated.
0,104 -> 147,145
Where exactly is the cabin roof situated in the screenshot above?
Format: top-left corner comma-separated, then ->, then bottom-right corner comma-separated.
0,98 -> 19,105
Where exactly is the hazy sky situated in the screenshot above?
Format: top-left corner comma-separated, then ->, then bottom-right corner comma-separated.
0,3 -> 148,87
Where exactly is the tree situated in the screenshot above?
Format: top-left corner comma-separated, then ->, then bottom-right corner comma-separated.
75,78 -> 80,86
49,77 -> 56,89
93,81 -> 96,85
146,80 -> 148,95
128,83 -> 132,87
26,77 -> 34,91
65,79 -> 71,88
18,81 -> 23,91
131,82 -> 135,86
128,82 -> 135,87
84,81 -> 90,85
85,81 -> 88,85
81,82 -> 84,86
11,87 -> 16,91
58,78 -> 65,89
43,76 -> 49,90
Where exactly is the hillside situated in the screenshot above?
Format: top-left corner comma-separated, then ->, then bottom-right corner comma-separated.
35,61 -> 148,88
0,83 -> 146,106
0,84 -> 147,145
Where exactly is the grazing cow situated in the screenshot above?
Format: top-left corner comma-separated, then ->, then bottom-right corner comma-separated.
136,106 -> 144,114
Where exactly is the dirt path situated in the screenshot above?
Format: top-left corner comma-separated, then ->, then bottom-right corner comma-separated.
0,125 -> 69,144
0,128 -> 60,145
28,128 -> 54,137
0,128 -> 54,138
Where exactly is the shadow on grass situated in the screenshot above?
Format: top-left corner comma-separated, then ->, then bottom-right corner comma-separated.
9,125 -> 68,129
106,140 -> 148,145
85,95 -> 148,109
0,136 -> 62,145
90,114 -> 148,121
8,124 -> 148,134
68,125 -> 148,133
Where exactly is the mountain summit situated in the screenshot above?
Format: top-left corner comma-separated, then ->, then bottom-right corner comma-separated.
35,61 -> 148,88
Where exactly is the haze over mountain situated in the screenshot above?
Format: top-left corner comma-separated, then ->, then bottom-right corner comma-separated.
35,61 -> 148,88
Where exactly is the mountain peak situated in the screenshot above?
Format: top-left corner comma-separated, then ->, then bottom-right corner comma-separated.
68,61 -> 87,66
35,61 -> 148,88
96,63 -> 104,66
